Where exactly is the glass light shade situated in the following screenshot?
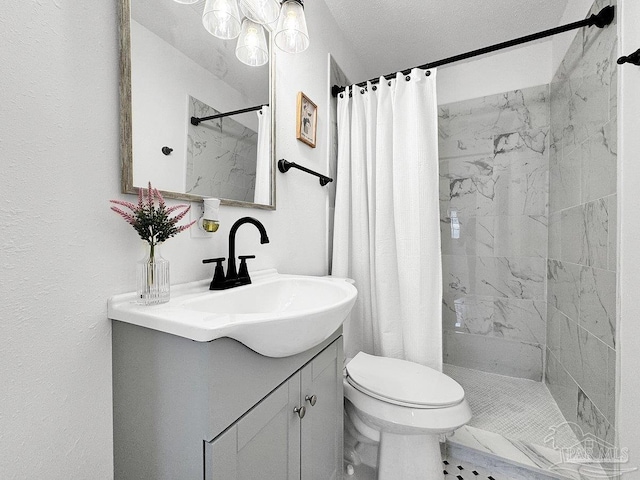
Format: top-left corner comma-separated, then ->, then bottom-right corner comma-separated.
239,0 -> 281,25
202,0 -> 242,40
235,19 -> 269,66
274,0 -> 309,53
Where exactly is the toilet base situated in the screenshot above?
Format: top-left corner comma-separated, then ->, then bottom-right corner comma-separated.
377,432 -> 443,480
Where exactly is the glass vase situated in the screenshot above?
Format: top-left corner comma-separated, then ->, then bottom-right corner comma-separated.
136,243 -> 170,305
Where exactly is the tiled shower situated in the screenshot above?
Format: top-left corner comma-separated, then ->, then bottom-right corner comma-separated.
439,0 -> 617,455
439,85 -> 550,381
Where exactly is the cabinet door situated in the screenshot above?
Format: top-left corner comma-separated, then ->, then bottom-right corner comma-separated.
205,374 -> 302,480
300,339 -> 343,480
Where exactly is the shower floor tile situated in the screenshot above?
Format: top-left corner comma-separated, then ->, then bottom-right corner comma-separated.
444,364 -> 579,449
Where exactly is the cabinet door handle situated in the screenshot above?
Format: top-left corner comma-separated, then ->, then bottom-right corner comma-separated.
305,394 -> 317,406
293,405 -> 306,419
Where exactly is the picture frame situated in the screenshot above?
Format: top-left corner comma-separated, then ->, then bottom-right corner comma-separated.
296,91 -> 317,148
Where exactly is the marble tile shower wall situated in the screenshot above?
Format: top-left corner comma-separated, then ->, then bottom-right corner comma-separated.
438,85 -> 550,381
186,96 -> 258,201
546,0 -> 617,447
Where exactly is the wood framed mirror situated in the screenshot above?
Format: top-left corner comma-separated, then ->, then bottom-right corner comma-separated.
119,0 -> 276,209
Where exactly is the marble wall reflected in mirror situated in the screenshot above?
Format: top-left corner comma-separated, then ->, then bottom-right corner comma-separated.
119,0 -> 275,209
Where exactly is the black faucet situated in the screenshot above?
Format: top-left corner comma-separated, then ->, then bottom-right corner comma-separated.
202,217 -> 269,290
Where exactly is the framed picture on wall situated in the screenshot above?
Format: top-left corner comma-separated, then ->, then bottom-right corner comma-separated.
296,92 -> 317,148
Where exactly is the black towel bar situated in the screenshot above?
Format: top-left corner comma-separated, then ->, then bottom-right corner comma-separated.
278,159 -> 333,187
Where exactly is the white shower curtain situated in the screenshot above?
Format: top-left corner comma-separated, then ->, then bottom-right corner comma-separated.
332,68 -> 442,371
254,105 -> 271,205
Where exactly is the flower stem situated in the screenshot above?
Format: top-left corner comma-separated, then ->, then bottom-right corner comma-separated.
148,243 -> 155,286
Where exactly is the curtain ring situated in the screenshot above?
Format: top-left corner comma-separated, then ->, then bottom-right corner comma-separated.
360,89 -> 365,94
372,85 -> 377,91
388,81 -> 392,86
339,93 -> 343,98
425,70 -> 431,76
405,75 -> 411,81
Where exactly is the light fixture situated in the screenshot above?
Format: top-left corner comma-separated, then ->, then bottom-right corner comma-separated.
202,0 -> 242,40
274,0 -> 309,54
175,0 -> 310,67
236,18 -> 269,66
239,0 -> 281,25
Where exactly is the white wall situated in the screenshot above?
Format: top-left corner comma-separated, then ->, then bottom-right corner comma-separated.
0,1 -> 366,479
616,0 -> 640,471
436,1 -> 610,106
437,41 -> 553,105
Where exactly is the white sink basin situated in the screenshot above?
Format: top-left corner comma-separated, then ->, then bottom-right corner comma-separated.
108,270 -> 358,357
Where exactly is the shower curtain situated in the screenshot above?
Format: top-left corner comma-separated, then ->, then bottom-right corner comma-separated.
332,69 -> 442,371
254,105 -> 271,205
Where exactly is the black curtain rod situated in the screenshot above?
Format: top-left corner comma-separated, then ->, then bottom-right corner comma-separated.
332,5 -> 615,97
191,104 -> 268,126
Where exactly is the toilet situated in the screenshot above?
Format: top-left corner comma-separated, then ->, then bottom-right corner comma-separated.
343,352 -> 472,480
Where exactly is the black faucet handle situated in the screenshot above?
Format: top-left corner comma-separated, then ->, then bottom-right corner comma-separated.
203,257 -> 226,289
203,257 -> 225,265
238,255 -> 256,282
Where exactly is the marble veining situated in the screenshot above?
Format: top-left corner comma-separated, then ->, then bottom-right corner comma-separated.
186,96 -> 258,202
447,425 -> 611,480
494,215 -> 548,258
443,295 -> 546,345
576,330 -> 609,414
493,299 -> 546,344
438,1 -> 618,475
579,266 -> 616,348
577,388 -> 615,454
546,0 -> 617,452
545,350 -> 579,425
443,330 -> 543,381
439,84 -> 549,380
442,294 -> 494,336
547,260 -> 581,322
477,257 -> 545,301
583,199 -> 609,270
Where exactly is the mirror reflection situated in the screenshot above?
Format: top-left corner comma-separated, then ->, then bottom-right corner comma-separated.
123,0 -> 275,208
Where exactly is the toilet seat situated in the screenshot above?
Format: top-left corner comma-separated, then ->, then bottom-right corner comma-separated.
345,352 -> 465,409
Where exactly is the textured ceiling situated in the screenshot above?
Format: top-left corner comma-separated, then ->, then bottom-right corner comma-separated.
323,0 -> 570,82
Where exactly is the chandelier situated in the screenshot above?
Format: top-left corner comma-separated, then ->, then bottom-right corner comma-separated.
174,0 -> 309,67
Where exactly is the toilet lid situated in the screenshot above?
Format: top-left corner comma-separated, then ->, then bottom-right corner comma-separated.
345,352 -> 465,408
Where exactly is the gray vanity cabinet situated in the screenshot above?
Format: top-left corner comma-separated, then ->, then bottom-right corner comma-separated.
206,374 -> 301,480
300,343 -> 341,480
112,321 -> 343,480
205,338 -> 342,480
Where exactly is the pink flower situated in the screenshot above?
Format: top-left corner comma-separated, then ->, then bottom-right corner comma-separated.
110,182 -> 195,245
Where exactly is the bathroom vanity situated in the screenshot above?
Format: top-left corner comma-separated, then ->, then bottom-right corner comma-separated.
109,271 -> 356,479
112,321 -> 343,479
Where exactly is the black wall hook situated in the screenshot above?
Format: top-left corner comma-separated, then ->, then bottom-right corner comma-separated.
278,159 -> 333,187
618,49 -> 640,66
